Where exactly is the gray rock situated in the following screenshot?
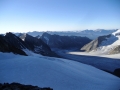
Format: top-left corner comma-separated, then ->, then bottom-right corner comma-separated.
41,32 -> 91,50
81,34 -> 111,52
109,45 -> 120,54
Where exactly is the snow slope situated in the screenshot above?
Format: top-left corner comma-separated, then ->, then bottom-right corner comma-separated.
0,52 -> 120,90
53,49 -> 120,72
68,51 -> 120,59
95,29 -> 120,54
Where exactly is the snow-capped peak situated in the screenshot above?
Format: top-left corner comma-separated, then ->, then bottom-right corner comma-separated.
112,29 -> 120,36
22,33 -> 26,41
19,33 -> 26,41
81,29 -> 120,54
96,29 -> 120,54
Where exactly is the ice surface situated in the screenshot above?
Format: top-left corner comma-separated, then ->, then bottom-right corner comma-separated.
56,50 -> 120,72
0,52 -> 120,90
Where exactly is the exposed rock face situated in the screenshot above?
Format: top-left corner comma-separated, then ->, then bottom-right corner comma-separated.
0,32 -> 59,57
109,45 -> 120,54
41,32 -> 91,50
25,34 -> 51,55
113,68 -> 120,78
0,32 -> 27,55
5,33 -> 30,49
81,34 -> 111,52
0,83 -> 53,90
81,29 -> 120,54
19,33 -> 59,57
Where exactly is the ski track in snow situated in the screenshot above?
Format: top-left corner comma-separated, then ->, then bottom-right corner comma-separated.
0,52 -> 120,90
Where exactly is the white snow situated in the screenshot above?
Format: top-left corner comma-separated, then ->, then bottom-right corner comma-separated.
112,29 -> 120,36
23,49 -> 34,56
102,33 -> 120,47
68,51 -> 120,59
0,52 -> 120,90
91,29 -> 120,54
44,36 -> 49,44
21,33 -> 26,41
55,50 -> 120,72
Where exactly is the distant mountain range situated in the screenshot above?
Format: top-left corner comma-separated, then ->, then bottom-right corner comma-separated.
40,32 -> 91,50
0,29 -> 120,56
0,32 -> 91,57
0,29 -> 120,81
81,29 -> 120,54
26,29 -> 117,39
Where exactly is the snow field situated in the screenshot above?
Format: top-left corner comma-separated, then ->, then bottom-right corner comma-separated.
0,52 -> 120,90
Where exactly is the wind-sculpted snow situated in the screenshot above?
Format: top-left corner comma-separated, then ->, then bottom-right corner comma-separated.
0,52 -> 120,90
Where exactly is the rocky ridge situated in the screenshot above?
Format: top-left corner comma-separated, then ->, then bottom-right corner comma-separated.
81,29 -> 120,54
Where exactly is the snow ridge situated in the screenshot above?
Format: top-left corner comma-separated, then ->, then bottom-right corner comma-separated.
97,29 -> 120,54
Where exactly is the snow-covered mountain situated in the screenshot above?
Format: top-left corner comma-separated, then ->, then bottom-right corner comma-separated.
0,52 -> 120,90
40,32 -> 91,50
0,32 -> 59,57
81,29 -> 120,54
26,29 -> 117,39
0,30 -> 120,90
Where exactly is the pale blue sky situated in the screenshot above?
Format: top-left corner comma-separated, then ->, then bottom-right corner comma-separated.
0,0 -> 120,33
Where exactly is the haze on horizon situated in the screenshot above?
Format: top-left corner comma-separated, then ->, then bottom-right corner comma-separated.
0,0 -> 120,34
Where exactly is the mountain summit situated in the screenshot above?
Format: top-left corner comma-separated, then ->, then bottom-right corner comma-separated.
0,32 -> 59,57
0,32 -> 27,55
81,29 -> 120,54
41,32 -> 91,50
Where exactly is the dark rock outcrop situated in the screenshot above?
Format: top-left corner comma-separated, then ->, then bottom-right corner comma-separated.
0,82 -> 53,90
113,68 -> 120,78
0,33 -> 27,56
41,32 -> 91,50
18,33 -> 60,57
0,32 -> 59,57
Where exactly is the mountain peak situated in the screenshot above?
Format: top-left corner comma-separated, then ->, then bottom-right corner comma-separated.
5,32 -> 15,37
112,29 -> 120,36
81,29 -> 120,54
